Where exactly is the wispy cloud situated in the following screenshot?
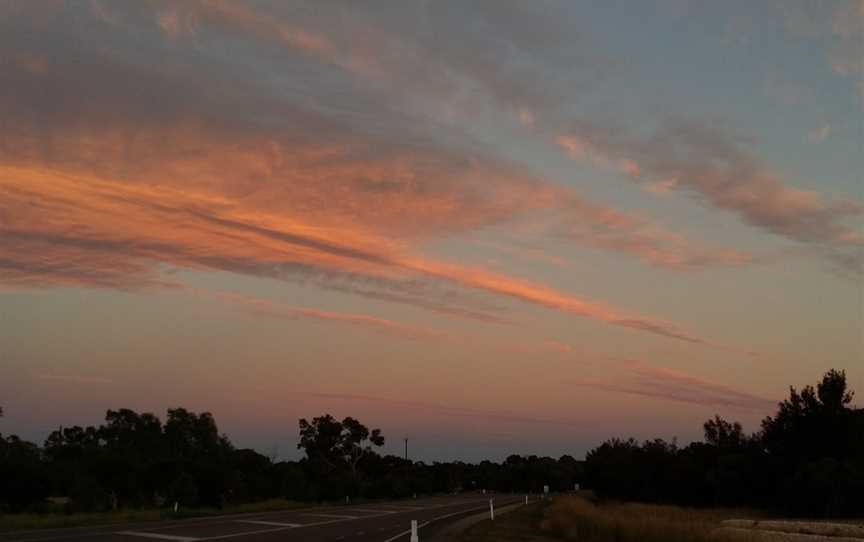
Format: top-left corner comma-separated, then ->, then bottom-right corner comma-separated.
211,290 -> 445,341
0,163 -> 717,344
0,0 -> 737,347
557,117 -> 863,274
779,0 -> 863,97
571,361 -> 775,411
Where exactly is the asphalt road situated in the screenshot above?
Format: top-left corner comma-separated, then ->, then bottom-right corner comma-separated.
1,495 -> 525,542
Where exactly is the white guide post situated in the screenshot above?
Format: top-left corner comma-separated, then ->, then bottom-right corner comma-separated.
489,498 -> 494,521
410,519 -> 419,542
525,495 -> 528,505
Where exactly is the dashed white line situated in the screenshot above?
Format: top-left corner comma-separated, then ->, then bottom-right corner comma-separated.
234,520 -> 302,527
346,508 -> 397,514
115,532 -> 199,541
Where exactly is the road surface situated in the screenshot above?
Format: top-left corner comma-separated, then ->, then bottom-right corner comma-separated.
1,495 -> 524,542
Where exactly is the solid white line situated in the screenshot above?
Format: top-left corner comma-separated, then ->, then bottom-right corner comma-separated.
234,520 -> 302,527
115,532 -> 199,541
300,513 -> 358,519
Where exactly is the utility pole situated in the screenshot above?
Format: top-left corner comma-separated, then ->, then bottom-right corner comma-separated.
404,437 -> 409,460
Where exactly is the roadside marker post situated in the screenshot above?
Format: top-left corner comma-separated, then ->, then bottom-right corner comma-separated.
489,498 -> 494,521
525,495 -> 528,505
410,519 -> 419,542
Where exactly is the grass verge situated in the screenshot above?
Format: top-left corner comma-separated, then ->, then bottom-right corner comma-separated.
540,495 -> 759,542
457,500 -> 556,542
457,495 -> 763,542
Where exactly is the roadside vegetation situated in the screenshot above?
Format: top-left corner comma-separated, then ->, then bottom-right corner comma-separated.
538,495 -> 755,542
462,496 -> 864,542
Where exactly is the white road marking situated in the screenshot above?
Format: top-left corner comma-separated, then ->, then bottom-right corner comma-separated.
198,517 -> 347,540
172,498 -> 505,541
234,520 -> 302,527
2,500 -> 477,542
380,500 -> 511,542
300,513 -> 358,519
347,508 -> 397,514
115,532 -> 199,541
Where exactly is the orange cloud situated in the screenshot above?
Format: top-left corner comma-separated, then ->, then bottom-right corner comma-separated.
0,3 -> 758,348
0,163 -> 713,344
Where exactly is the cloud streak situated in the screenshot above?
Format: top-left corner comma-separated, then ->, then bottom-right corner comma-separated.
211,290 -> 445,341
0,164 -> 711,344
571,361 -> 776,411
557,118 -> 863,273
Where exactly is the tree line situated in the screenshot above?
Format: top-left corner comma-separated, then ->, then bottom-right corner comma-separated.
584,369 -> 864,517
1,369 -> 860,517
0,409 -> 581,514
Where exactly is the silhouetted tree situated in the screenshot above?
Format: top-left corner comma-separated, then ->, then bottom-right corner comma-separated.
584,369 -> 863,517
703,416 -> 746,450
297,414 -> 384,498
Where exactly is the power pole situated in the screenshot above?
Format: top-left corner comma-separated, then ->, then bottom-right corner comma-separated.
404,437 -> 409,461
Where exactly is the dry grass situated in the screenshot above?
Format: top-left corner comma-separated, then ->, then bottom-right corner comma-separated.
458,496 -> 864,542
457,501 -> 557,542
716,520 -> 864,541
537,495 -> 760,542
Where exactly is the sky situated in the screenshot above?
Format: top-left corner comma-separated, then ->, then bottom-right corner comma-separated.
0,0 -> 862,463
